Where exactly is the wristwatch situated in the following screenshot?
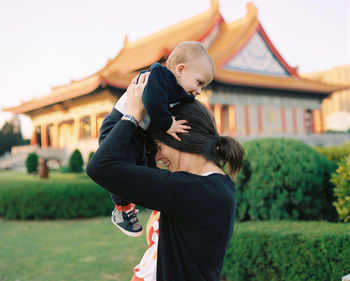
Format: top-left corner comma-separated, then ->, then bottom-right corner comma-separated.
122,115 -> 139,127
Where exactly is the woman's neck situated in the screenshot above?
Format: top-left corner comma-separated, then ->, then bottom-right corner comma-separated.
183,153 -> 224,176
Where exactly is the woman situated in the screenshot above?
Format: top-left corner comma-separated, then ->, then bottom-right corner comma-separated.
86,72 -> 244,281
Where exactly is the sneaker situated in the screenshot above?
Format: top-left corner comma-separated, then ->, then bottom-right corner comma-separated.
111,206 -> 143,237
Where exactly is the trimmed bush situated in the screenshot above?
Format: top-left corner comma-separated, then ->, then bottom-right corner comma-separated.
69,149 -> 84,172
315,142 -> 350,164
0,173 -> 111,219
331,157 -> 350,222
235,138 -> 337,221
0,171 -> 145,219
25,152 -> 38,173
222,221 -> 350,281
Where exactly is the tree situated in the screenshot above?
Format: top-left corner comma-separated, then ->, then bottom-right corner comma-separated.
26,152 -> 38,173
0,122 -> 26,156
69,149 -> 84,172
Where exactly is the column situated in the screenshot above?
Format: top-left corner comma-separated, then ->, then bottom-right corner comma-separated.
30,130 -> 37,146
281,106 -> 286,133
228,105 -> 236,137
303,109 -> 308,133
320,110 -> 325,133
310,110 -> 316,134
244,105 -> 250,136
91,113 -> 97,138
257,105 -> 263,134
41,124 -> 48,148
214,104 -> 223,135
52,122 -> 59,148
74,116 -> 80,143
292,107 -> 297,134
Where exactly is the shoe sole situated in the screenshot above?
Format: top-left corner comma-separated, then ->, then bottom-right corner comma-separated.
111,216 -> 143,238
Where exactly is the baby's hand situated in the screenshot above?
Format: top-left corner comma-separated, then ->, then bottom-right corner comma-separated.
166,117 -> 191,141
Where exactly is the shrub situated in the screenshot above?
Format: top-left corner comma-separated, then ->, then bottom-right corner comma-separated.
235,138 -> 337,221
0,173 -> 111,219
0,171 -> 145,220
25,152 -> 38,173
222,221 -> 350,281
315,142 -> 350,164
88,151 -> 94,162
331,157 -> 350,222
58,165 -> 71,173
69,149 -> 84,172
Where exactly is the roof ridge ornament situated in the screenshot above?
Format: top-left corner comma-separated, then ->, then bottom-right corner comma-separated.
123,34 -> 129,46
210,0 -> 218,7
210,0 -> 219,11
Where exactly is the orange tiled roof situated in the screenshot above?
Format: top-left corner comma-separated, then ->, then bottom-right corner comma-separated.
209,2 -> 259,68
4,0 -> 344,115
214,69 -> 344,93
5,74 -> 101,114
102,0 -> 222,75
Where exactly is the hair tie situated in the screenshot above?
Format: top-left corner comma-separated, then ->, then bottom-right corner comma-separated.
215,136 -> 222,153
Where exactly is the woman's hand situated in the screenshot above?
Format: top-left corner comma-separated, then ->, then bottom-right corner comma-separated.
125,72 -> 150,122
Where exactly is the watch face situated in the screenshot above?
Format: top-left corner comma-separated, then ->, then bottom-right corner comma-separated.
123,115 -> 139,126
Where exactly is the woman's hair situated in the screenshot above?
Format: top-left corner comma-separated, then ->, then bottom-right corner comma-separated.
150,100 -> 245,176
166,41 -> 215,75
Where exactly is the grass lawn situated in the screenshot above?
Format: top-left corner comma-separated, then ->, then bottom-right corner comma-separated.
1,171 -> 349,280
0,211 -> 152,281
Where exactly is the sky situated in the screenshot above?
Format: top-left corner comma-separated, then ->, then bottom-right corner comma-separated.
0,0 -> 349,138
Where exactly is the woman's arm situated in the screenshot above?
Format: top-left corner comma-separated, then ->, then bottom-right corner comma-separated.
86,119 -> 176,212
87,73 -> 176,212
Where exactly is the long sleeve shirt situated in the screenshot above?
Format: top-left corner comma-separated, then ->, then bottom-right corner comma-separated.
142,63 -> 194,131
86,120 -> 236,281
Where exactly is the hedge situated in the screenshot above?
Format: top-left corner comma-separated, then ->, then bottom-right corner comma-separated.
0,171 -> 147,219
332,157 -> 350,222
69,148 -> 84,172
0,172 -> 113,219
315,142 -> 350,164
235,138 -> 337,221
222,221 -> 350,281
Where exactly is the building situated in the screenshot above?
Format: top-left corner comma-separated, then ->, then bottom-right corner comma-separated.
302,65 -> 350,131
4,1 -> 344,160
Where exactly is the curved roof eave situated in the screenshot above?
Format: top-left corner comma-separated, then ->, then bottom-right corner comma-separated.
102,0 -> 222,75
3,75 -> 101,114
214,69 -> 345,94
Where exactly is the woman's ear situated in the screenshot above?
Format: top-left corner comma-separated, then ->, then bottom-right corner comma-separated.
175,63 -> 185,78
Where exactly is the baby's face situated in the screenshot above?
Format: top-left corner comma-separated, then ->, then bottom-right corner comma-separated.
176,57 -> 214,97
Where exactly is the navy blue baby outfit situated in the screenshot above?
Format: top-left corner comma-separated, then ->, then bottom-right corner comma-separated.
98,63 -> 194,206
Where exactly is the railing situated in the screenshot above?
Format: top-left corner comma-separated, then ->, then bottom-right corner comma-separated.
0,145 -> 69,171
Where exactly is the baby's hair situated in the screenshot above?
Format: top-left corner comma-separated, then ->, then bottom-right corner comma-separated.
166,41 -> 215,75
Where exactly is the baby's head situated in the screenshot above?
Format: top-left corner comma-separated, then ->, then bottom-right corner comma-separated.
166,41 -> 215,97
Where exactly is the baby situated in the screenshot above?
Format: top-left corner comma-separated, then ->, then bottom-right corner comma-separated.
98,41 -> 215,237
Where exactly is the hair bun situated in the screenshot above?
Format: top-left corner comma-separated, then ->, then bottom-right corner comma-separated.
215,136 -> 225,157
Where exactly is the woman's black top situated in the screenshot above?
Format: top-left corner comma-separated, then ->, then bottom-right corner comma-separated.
86,120 -> 236,281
